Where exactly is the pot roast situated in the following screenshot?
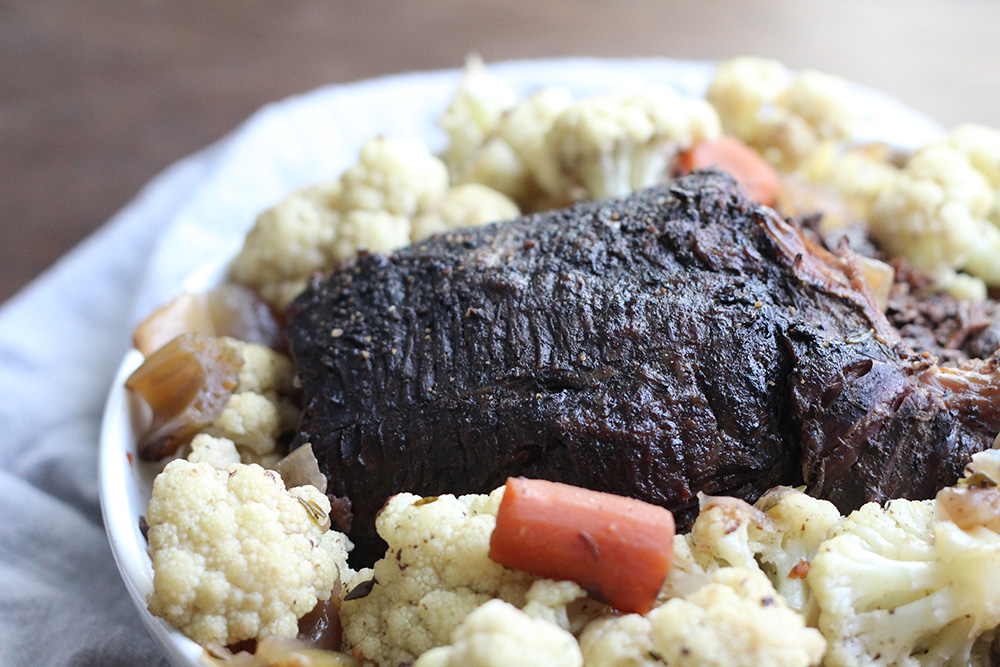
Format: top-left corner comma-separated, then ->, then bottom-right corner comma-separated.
286,171 -> 1000,564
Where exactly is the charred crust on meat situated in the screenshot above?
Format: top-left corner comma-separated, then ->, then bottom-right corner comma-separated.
287,170 -> 1000,565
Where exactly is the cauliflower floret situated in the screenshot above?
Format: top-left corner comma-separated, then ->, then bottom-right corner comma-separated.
411,182 -> 520,241
943,123 -> 1000,190
235,342 -> 296,398
341,488 -> 601,667
745,488 -> 843,613
868,129 -> 1000,298
825,145 -> 901,221
450,87 -> 573,210
229,180 -> 343,307
229,137 -> 439,304
937,449 -> 1000,532
707,56 -> 855,176
540,86 -> 722,202
414,599 -> 583,667
236,341 -> 300,435
520,579 -> 600,635
204,340 -> 299,465
186,433 -> 241,468
808,492 -> 1000,667
441,61 -> 721,210
146,460 -> 351,646
579,567 -> 825,667
681,488 -> 841,616
337,136 -> 449,217
232,136 -> 519,309
438,54 -> 519,175
705,56 -> 791,140
207,392 -> 282,461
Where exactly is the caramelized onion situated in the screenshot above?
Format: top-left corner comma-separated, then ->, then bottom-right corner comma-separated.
126,332 -> 243,460
937,449 -> 1000,532
296,596 -> 343,652
204,636 -> 359,667
856,255 -> 895,311
937,486 -> 1000,532
133,284 -> 281,356
274,444 -> 328,494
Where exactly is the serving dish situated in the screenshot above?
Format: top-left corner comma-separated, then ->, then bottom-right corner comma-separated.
97,58 -> 945,667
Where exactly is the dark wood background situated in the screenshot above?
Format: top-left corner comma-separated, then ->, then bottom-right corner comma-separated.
4,0 -> 1000,304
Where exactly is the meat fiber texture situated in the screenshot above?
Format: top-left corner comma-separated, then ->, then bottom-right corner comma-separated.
287,171 -> 1000,564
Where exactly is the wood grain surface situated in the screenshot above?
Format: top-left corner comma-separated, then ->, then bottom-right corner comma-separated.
3,0 -> 1000,304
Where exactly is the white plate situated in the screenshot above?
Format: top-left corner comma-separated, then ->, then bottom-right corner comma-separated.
97,58 -> 945,667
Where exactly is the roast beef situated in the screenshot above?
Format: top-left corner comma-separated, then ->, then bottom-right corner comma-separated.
287,171 -> 1000,564
886,259 -> 1000,363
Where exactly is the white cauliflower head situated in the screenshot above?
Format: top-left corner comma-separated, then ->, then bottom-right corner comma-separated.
339,488 -> 537,666
520,578 -> 601,636
808,494 -> 1000,667
868,126 -> 1000,298
438,54 -> 519,175
707,56 -> 856,176
146,460 -> 351,646
228,180 -> 343,306
579,567 -> 826,667
203,340 -> 298,465
681,488 -> 841,615
186,433 -> 241,468
937,449 -> 1000,533
231,135 -> 518,309
825,145 -> 901,221
440,60 -> 721,210
207,392 -> 282,461
449,87 -> 573,210
338,136 -> 449,217
414,599 -> 583,667
411,182 -> 520,242
705,56 -> 792,140
540,86 -> 722,201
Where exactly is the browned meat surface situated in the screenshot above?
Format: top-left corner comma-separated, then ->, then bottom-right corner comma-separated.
287,171 -> 1000,564
885,259 -> 1000,363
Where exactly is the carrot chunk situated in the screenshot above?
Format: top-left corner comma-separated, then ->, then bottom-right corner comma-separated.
676,136 -> 781,207
489,477 -> 675,614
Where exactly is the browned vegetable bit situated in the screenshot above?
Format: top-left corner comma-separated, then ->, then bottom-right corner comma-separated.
126,332 -> 244,460
133,284 -> 282,357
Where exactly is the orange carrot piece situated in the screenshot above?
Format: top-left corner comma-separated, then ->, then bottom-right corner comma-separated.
489,477 -> 675,614
677,136 -> 781,207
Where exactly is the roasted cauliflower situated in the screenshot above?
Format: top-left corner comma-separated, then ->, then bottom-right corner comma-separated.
338,488 -> 602,667
145,460 -> 351,646
414,599 -> 583,667
868,124 -> 1000,299
440,59 -> 721,211
204,339 -> 298,466
230,136 -> 518,308
339,488 -> 536,666
677,489 -> 841,616
808,451 -> 1000,666
707,56 -> 856,177
579,567 -> 825,667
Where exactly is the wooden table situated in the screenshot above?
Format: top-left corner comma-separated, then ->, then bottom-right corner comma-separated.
4,0 -> 1000,305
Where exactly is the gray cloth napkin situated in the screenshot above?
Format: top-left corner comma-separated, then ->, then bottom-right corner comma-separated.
0,58 -> 939,667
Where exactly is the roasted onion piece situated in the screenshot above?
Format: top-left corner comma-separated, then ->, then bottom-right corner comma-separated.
274,443 -> 328,494
204,636 -> 359,667
127,332 -> 243,460
133,284 -> 281,357
936,449 -> 1000,532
